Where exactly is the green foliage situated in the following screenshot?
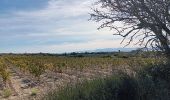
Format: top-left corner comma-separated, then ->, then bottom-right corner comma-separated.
44,75 -> 138,100
44,59 -> 170,100
0,70 -> 10,83
2,54 -> 169,100
143,61 -> 170,82
2,89 -> 12,98
136,61 -> 170,100
31,88 -> 38,96
53,62 -> 65,73
29,61 -> 45,79
0,58 -> 10,84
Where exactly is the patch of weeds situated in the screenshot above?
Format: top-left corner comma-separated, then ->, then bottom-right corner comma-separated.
44,74 -> 139,100
31,88 -> 38,96
2,88 -> 12,98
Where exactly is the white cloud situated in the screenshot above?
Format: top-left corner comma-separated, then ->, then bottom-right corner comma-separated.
0,0 -> 136,53
15,0 -> 93,19
0,39 -> 138,53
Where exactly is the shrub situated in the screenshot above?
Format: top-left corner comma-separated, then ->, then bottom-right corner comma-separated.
147,62 -> 170,83
44,74 -> 139,100
31,88 -> 38,96
136,61 -> 170,100
44,60 -> 170,100
29,61 -> 45,79
2,88 -> 12,98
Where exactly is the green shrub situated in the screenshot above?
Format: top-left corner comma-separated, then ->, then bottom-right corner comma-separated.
2,89 -> 12,98
146,62 -> 170,82
136,61 -> 170,100
29,61 -> 45,79
31,88 -> 38,96
44,74 -> 138,100
44,61 -> 170,100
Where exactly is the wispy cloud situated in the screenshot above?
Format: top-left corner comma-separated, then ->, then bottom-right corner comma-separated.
1,39 -> 137,53
0,0 -> 134,53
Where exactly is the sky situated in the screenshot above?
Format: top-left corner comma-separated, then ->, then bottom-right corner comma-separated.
0,0 -> 136,53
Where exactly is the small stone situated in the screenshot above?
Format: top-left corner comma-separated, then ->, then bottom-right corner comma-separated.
21,84 -> 29,89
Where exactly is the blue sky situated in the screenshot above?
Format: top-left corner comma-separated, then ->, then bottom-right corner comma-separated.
0,0 -> 135,53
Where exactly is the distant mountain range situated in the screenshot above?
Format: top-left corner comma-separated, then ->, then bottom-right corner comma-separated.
84,48 -> 137,53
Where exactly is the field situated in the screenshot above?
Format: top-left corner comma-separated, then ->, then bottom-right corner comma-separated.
0,52 -> 168,100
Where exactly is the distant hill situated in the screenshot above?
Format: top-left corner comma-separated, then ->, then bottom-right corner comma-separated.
85,48 -> 136,53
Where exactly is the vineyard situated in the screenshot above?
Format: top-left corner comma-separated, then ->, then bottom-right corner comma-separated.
0,54 -> 165,100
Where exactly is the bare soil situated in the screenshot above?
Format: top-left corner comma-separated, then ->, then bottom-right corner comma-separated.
0,65 -> 116,100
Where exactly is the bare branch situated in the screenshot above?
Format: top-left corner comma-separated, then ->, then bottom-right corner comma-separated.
90,0 -> 170,56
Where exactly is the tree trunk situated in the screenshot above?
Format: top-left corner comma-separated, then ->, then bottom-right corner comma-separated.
151,27 -> 170,59
165,49 -> 170,60
157,31 -> 170,59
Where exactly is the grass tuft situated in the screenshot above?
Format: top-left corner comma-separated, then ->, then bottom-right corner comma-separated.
2,88 -> 12,98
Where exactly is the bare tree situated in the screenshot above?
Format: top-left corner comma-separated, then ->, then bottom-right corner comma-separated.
90,0 -> 170,57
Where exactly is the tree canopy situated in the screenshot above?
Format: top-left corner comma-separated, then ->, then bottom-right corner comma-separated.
90,0 -> 170,57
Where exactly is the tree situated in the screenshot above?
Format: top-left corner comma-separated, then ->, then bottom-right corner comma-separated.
90,0 -> 170,57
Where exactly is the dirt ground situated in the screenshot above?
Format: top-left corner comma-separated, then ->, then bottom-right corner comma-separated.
0,64 -> 115,100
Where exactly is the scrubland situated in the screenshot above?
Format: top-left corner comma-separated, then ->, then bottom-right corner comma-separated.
0,52 -> 169,100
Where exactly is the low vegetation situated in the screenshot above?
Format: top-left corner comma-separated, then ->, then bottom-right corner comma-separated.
45,60 -> 170,100
2,88 -> 12,98
0,51 -> 168,99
